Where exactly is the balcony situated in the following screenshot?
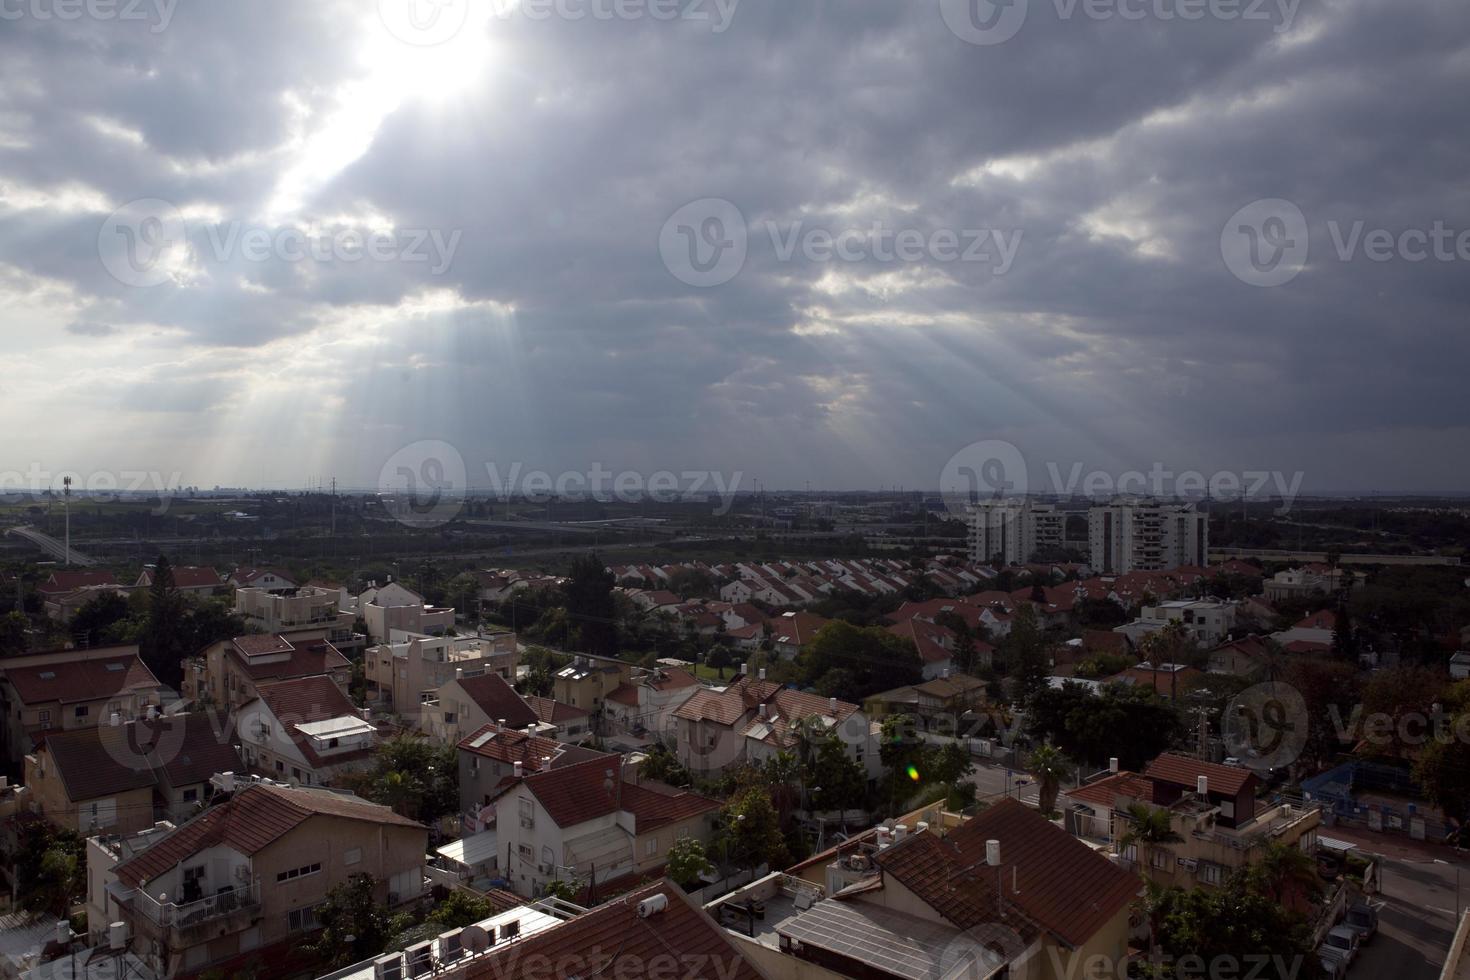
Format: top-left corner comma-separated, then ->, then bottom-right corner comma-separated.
132,881 -> 261,945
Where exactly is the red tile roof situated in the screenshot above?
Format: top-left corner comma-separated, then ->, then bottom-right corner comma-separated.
673,677 -> 782,726
137,566 -> 221,589
1063,770 -> 1152,810
738,689 -> 862,749
457,724 -> 609,772
885,618 -> 955,665
455,673 -> 540,730
1142,752 -> 1255,797
523,695 -> 589,725
251,676 -> 370,769
466,880 -> 763,980
227,634 -> 350,684
508,757 -> 720,832
876,799 -> 1140,948
113,784 -> 422,888
40,712 -> 244,800
3,649 -> 162,706
38,571 -> 117,595
1294,609 -> 1338,630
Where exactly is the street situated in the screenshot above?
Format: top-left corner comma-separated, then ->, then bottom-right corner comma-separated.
964,758 -> 1040,807
1363,857 -> 1462,980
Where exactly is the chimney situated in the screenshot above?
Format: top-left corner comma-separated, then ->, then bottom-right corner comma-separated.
1109,757 -> 1119,773
110,712 -> 121,727
455,668 -> 464,680
758,668 -> 767,681
513,761 -> 523,778
894,824 -> 909,841
828,696 -> 838,713
498,718 -> 506,729
1197,775 -> 1209,797
986,840 -> 1001,867
758,704 -> 767,719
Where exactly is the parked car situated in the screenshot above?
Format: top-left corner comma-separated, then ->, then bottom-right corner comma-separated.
1319,925 -> 1360,967
1344,902 -> 1378,944
1318,954 -> 1347,979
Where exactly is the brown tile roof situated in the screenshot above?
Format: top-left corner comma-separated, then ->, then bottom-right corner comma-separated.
457,724 -> 610,772
649,667 -> 698,691
606,683 -> 640,706
138,566 -> 221,589
38,571 -> 118,595
467,880 -> 763,980
876,799 -> 1140,948
523,695 -> 589,725
738,689 -> 862,749
1109,664 -> 1204,697
1295,609 -> 1338,630
885,618 -> 955,665
227,634 -> 350,683
231,567 -> 296,586
1143,752 -> 1256,796
114,783 -> 421,888
672,677 -> 781,726
251,675 -> 369,769
40,712 -> 245,800
456,673 -> 540,729
479,887 -> 525,914
1082,629 -> 1130,655
1063,770 -> 1152,810
509,758 -> 720,831
3,650 -> 162,706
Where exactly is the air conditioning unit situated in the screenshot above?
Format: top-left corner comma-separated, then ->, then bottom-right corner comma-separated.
1179,858 -> 1198,871
845,853 -> 871,872
437,928 -> 465,964
537,863 -> 553,875
373,954 -> 405,980
405,941 -> 435,979
520,817 -> 534,829
234,865 -> 251,883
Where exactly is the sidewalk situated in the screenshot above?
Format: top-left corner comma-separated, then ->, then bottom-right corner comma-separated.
1323,822 -> 1470,865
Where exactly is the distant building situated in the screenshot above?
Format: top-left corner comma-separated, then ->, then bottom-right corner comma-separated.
1089,498 -> 1208,574
185,632 -> 351,711
136,566 -> 223,596
234,586 -> 358,652
367,630 -> 518,724
966,499 -> 1065,566
236,676 -> 379,787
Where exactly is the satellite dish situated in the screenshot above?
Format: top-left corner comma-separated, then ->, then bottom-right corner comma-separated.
461,924 -> 492,953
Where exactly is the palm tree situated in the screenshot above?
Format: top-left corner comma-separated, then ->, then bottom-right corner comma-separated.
1118,802 -> 1183,878
1132,878 -> 1180,952
1028,743 -> 1071,817
1142,621 -> 1193,700
1250,840 -> 1321,911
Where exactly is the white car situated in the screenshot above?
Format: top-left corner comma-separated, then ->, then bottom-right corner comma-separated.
1319,925 -> 1360,967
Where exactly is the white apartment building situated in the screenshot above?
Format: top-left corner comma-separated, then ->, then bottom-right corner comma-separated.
966,499 -> 1065,565
1088,498 -> 1208,574
234,586 -> 360,653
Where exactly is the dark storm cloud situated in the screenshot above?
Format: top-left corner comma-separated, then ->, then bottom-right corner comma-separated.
0,0 -> 1466,490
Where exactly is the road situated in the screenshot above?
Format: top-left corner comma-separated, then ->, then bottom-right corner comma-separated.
964,759 -> 1040,807
3,524 -> 96,566
1350,855 -> 1462,980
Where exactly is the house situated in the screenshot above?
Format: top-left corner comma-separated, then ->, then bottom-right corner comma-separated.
1105,663 -> 1204,700
1451,652 -> 1470,681
1122,599 -> 1237,647
553,654 -> 636,718
451,880 -> 765,980
523,695 -> 592,742
25,712 -> 244,834
0,645 -> 167,766
227,567 -> 297,593
360,581 -> 457,642
483,756 -> 722,898
1207,635 -> 1275,678
1269,612 -> 1337,653
864,672 -> 989,721
136,566 -> 222,595
766,611 -> 831,659
234,586 -> 359,652
103,783 -> 426,978
1263,565 -> 1348,603
367,629 -> 519,723
184,632 -> 351,711
43,582 -> 130,622
602,666 -> 701,739
36,570 -> 118,599
1295,608 -> 1338,632
672,673 -> 873,779
421,671 -> 541,747
236,676 -> 379,787
456,723 -> 612,830
709,798 -> 1139,980
884,617 -> 957,679
1061,753 -> 1320,891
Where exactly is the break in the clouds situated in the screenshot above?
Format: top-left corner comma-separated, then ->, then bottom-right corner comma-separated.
0,0 -> 1467,493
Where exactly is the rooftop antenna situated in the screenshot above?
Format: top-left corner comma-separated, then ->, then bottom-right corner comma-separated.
62,476 -> 72,567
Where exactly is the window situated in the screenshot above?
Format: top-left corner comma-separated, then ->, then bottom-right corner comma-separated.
1151,850 -> 1168,870
288,904 -> 321,931
74,705 -> 89,719
471,757 -> 480,772
275,761 -> 284,773
39,710 -> 50,725
276,863 -> 322,883
645,838 -> 657,857
291,767 -> 301,780
182,788 -> 198,803
443,713 -> 456,724
343,848 -> 361,866
1200,863 -> 1223,885
518,844 -> 533,863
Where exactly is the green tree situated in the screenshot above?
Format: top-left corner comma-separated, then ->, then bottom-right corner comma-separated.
1028,743 -> 1071,817
718,788 -> 790,871
1151,877 -> 1313,978
1245,840 -> 1321,911
308,873 -> 391,969
564,553 -> 619,656
666,836 -> 714,888
1118,802 -> 1183,875
0,610 -> 31,657
808,732 -> 867,812
348,736 -> 456,821
1002,604 -> 1049,705
801,621 -> 922,700
542,879 -> 578,901
427,889 -> 492,929
70,591 -> 131,647
141,554 -> 187,688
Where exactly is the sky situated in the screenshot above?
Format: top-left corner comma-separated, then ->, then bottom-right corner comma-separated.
1,0 -> 1467,499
